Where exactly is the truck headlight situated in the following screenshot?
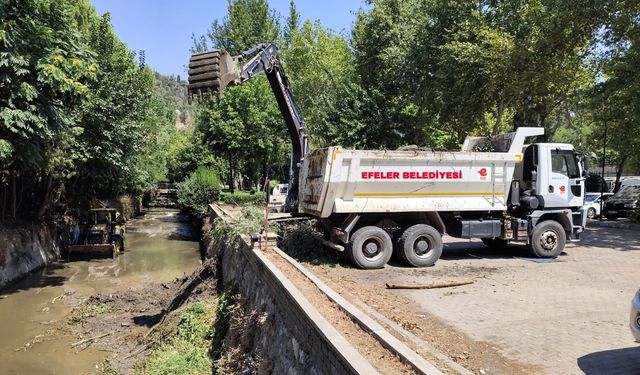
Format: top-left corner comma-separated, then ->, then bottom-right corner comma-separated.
625,202 -> 637,208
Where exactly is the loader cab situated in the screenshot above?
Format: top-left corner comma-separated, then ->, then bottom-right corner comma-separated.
522,144 -> 585,208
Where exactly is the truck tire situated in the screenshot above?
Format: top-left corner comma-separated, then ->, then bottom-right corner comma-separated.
481,238 -> 509,250
113,238 -> 124,254
348,226 -> 393,269
528,220 -> 566,258
396,225 -> 443,267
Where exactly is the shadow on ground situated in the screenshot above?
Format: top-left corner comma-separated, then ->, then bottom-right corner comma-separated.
0,264 -> 68,296
578,346 -> 640,374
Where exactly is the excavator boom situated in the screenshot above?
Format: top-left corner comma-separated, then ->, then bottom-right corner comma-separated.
188,44 -> 308,212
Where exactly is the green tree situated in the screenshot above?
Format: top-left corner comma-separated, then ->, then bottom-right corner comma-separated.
205,0 -> 280,54
352,0 -> 610,147
283,20 -> 355,148
0,0 -> 96,219
191,0 -> 289,192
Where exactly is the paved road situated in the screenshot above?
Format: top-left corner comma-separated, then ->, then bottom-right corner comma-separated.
390,227 -> 640,375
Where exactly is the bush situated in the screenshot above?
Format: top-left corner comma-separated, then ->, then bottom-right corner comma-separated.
177,168 -> 221,217
219,191 -> 265,205
210,206 -> 263,242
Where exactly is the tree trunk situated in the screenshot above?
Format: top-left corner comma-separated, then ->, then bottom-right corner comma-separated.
492,99 -> 505,136
227,151 -> 234,194
614,155 -> 628,193
35,174 -> 53,221
1,179 -> 6,221
11,170 -> 16,220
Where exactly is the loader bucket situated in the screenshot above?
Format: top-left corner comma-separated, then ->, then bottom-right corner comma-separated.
68,244 -> 117,260
188,49 -> 241,103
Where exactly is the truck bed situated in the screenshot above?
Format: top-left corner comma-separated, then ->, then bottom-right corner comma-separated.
299,147 -> 521,218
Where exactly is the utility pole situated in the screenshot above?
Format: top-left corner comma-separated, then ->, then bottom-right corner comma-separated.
600,119 -> 607,221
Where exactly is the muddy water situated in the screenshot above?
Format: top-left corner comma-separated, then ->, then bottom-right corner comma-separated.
0,208 -> 201,374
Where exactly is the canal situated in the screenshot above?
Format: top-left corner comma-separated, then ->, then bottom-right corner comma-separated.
0,208 -> 202,374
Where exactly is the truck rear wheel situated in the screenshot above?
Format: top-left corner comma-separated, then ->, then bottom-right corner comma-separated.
348,226 -> 393,269
528,220 -> 566,258
396,225 -> 443,267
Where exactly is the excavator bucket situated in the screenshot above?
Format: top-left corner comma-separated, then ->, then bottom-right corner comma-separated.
188,49 -> 241,103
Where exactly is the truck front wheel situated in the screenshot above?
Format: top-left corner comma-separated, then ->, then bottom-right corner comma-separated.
528,220 -> 566,258
348,226 -> 393,269
396,224 -> 443,267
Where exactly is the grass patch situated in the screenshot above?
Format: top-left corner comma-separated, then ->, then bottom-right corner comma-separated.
69,301 -> 110,324
139,299 -> 217,375
210,288 -> 236,363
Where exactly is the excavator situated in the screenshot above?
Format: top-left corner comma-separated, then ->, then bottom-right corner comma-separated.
188,44 -> 588,270
188,44 -> 307,213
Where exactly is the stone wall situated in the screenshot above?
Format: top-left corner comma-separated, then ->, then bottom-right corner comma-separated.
204,206 -> 375,375
0,222 -> 61,289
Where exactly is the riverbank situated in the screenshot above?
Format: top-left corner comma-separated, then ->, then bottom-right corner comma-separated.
0,221 -> 62,289
0,208 -> 202,374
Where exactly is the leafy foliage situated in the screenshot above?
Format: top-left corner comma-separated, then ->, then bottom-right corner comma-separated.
0,0 -> 180,220
177,168 -> 222,217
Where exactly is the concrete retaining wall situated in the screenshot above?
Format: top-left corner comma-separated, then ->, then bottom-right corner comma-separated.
0,223 -> 61,289
205,204 -> 376,375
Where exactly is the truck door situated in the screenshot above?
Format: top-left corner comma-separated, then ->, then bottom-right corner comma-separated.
539,147 -> 583,208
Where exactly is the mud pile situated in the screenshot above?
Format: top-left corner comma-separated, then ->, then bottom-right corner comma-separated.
67,258 -> 217,373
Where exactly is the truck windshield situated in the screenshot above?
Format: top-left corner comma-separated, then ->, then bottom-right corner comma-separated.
551,150 -> 580,179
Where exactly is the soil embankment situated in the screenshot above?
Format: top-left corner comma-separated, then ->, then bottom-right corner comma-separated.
0,222 -> 62,288
67,259 -> 217,373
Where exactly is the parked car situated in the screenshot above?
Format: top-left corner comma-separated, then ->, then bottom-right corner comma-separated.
268,183 -> 289,212
603,185 -> 640,220
631,289 -> 640,342
583,192 -> 614,219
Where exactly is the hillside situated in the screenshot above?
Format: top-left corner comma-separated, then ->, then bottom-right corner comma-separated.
154,72 -> 194,131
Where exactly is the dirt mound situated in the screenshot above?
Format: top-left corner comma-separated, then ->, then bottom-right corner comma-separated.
67,258 -> 218,374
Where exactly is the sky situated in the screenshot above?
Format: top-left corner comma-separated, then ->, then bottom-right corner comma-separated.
89,0 -> 366,77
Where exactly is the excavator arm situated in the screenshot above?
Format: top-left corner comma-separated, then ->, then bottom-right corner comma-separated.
188,44 -> 308,212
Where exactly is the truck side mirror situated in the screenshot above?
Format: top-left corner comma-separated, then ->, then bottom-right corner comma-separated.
581,155 -> 589,177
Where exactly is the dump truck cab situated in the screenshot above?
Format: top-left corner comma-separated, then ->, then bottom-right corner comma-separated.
517,143 -> 585,209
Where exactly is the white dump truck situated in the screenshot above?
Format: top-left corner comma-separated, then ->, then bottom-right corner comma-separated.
188,44 -> 588,269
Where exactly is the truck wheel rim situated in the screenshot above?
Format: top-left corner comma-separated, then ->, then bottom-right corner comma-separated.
363,238 -> 382,260
540,230 -> 558,251
414,236 -> 432,257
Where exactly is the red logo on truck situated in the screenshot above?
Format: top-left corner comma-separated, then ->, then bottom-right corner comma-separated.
478,168 -> 487,177
559,185 -> 566,193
